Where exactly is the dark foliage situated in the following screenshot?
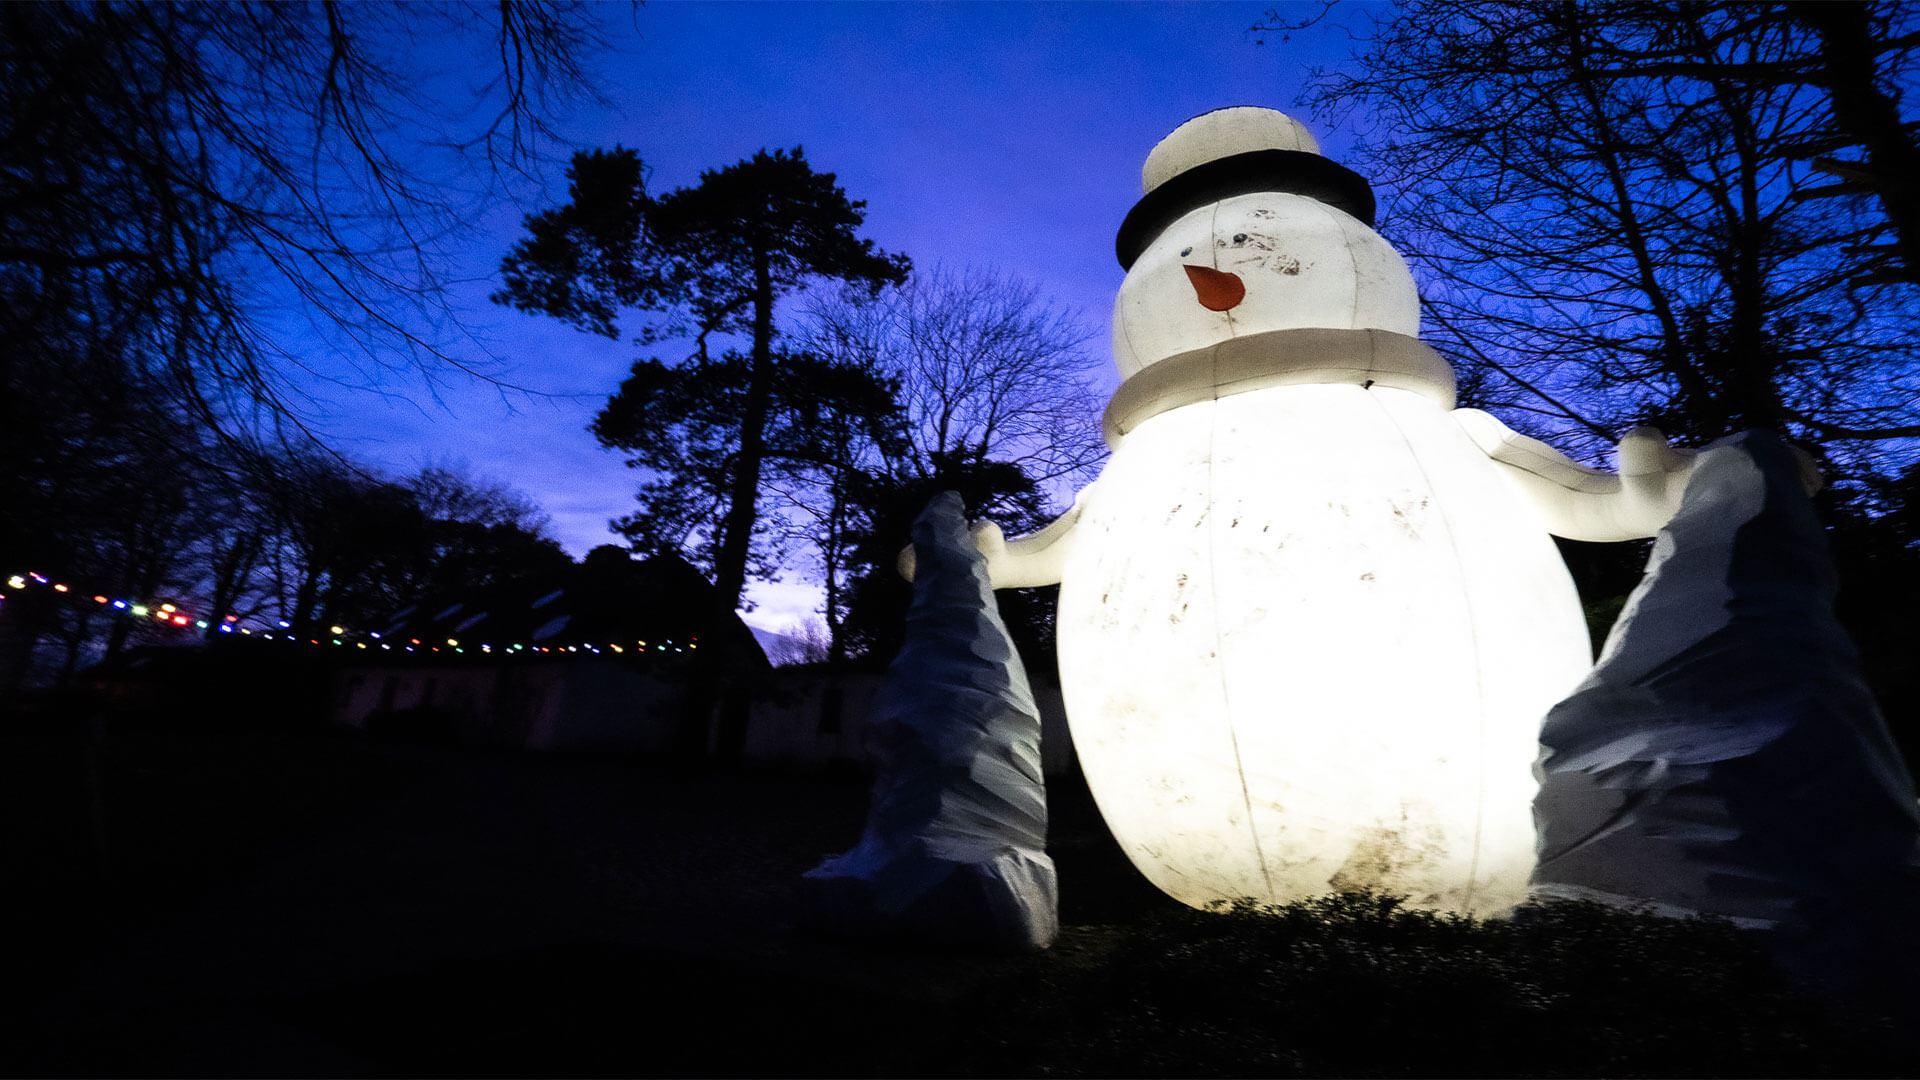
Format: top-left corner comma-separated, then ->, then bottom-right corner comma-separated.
1821,471 -> 1920,770
799,265 -> 1104,662
834,452 -> 1059,674
972,892 -> 1916,1078
1552,535 -> 1655,655
495,146 -> 911,611
0,1 -> 598,686
260,456 -> 570,637
498,148 -> 911,346
588,348 -> 907,588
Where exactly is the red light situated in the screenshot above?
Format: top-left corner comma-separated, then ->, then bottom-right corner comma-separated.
94,595 -> 109,604
225,614 -> 238,622
173,615 -> 188,625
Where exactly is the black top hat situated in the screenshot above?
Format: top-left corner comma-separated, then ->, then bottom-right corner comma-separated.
1116,109 -> 1376,270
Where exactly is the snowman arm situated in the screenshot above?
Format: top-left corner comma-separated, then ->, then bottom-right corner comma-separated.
1454,409 -> 1698,542
897,486 -> 1091,589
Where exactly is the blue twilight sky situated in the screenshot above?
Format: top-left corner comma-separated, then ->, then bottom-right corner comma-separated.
294,1 -> 1386,634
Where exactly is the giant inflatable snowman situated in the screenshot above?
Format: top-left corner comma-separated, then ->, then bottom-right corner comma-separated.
948,108 -> 1700,915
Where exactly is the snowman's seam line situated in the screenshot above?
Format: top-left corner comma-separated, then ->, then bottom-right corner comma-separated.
1201,338 -> 1275,901
1338,200 -> 1365,329
1377,387 -> 1493,911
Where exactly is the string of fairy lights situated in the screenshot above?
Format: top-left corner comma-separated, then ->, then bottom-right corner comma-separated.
1,571 -> 698,657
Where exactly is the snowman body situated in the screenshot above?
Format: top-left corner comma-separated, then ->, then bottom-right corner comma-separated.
1055,181 -> 1593,913
1059,382 -> 1593,912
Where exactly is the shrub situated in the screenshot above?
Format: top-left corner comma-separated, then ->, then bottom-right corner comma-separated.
967,892 -> 1915,1078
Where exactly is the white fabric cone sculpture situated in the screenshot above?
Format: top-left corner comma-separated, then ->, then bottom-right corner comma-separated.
928,107 -> 1703,915
1533,431 -> 1920,998
809,492 -> 1058,950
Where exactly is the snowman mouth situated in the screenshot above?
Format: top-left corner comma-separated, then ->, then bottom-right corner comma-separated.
1183,264 -> 1246,312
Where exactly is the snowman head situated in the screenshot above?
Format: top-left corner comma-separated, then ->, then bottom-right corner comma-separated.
1112,108 -> 1422,381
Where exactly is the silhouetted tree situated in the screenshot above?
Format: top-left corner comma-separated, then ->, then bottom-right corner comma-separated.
494,146 -> 912,609
801,265 -> 1103,663
0,1 -> 605,681
260,455 -> 428,635
0,335 -> 226,683
754,352 -> 911,663
834,452 -> 1059,672
1782,2 -> 1920,288
1295,0 -> 1920,474
403,466 -> 573,600
0,1 -> 606,431
258,457 -> 569,635
806,265 -> 1106,486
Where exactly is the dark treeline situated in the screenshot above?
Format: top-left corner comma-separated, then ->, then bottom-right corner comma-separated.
1,1 -> 605,689
494,148 -> 1103,671
2,436 -> 570,688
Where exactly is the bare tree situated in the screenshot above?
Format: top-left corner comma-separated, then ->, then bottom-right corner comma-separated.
764,618 -> 833,667
805,264 -> 1106,488
1296,0 -> 1920,475
797,265 -> 1102,662
409,465 -> 554,534
400,464 -> 572,601
252,455 -> 570,636
0,2 -> 606,679
1783,2 -> 1920,289
0,1 -> 607,437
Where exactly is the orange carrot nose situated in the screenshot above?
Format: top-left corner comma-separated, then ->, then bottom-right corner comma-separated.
1183,265 -> 1246,311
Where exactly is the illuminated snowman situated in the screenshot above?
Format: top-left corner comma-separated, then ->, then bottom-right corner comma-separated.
962,108 -> 1697,914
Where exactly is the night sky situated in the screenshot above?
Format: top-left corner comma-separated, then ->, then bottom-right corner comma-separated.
293,1 -> 1384,635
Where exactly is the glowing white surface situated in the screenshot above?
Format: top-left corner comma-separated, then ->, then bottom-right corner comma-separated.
1112,192 -> 1420,380
1056,383 -> 1593,913
1140,107 -> 1320,193
953,105 -> 1683,917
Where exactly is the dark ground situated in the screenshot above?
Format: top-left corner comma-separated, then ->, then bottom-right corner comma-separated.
9,715 -> 1917,1079
3,721 -> 1178,1077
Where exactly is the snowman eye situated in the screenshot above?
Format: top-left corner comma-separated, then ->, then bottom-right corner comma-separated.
1179,246 -> 1193,258
1232,233 -> 1248,245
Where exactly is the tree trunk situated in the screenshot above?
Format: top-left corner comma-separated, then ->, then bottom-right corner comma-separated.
711,250 -> 776,612
1793,0 -> 1920,285
292,567 -> 323,638
706,247 -> 777,767
824,455 -> 850,668
203,534 -> 260,641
